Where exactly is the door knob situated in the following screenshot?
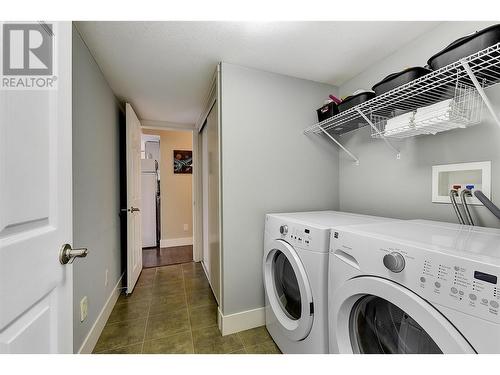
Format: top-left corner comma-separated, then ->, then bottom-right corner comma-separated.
59,244 -> 88,265
121,207 -> 140,213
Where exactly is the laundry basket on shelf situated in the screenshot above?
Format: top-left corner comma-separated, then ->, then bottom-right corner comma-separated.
370,81 -> 484,139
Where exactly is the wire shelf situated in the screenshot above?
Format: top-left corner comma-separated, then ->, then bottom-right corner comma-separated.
371,81 -> 484,138
304,42 -> 500,136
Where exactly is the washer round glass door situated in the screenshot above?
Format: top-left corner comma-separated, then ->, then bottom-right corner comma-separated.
350,295 -> 441,353
330,276 -> 476,354
264,239 -> 314,341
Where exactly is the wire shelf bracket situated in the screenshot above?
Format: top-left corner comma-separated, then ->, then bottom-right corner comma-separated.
318,125 -> 360,165
356,108 -> 401,159
461,59 -> 500,129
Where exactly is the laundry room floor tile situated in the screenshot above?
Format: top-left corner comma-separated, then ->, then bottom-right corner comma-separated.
192,326 -> 244,354
149,293 -> 187,316
107,301 -> 150,324
93,318 -> 147,353
98,343 -> 143,354
237,326 -> 275,348
245,341 -> 281,354
93,261 -> 280,354
142,332 -> 194,354
188,303 -> 218,330
144,308 -> 190,341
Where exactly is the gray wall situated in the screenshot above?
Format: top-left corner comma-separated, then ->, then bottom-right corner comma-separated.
72,26 -> 123,351
220,63 -> 339,315
338,21 -> 500,229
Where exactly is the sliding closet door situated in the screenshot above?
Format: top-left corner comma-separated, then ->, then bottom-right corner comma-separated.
201,121 -> 210,277
201,103 -> 221,304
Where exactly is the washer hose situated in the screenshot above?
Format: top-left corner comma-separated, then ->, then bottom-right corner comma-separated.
474,190 -> 500,220
449,190 -> 465,225
460,189 -> 474,226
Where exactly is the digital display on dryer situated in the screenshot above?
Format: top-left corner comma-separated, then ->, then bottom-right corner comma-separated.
304,229 -> 310,234
474,271 -> 497,285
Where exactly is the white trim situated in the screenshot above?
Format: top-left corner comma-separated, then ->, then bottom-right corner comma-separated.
160,237 -> 193,248
218,306 -> 265,336
141,120 -> 195,131
192,130 -> 202,263
195,68 -> 218,132
77,274 -> 123,354
431,161 -> 491,205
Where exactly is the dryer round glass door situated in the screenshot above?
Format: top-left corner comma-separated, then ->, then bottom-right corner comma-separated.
330,276 -> 476,354
273,251 -> 302,320
264,239 -> 314,341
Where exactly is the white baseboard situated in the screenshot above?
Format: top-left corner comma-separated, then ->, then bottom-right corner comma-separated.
77,274 -> 123,354
218,306 -> 265,336
160,237 -> 193,248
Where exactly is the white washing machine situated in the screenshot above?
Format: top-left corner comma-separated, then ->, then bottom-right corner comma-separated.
263,211 -> 395,354
328,219 -> 500,354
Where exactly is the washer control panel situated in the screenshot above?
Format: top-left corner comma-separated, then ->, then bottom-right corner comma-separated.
332,227 -> 500,325
416,254 -> 499,322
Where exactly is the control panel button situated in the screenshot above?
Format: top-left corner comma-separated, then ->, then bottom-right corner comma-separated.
469,294 -> 477,301
420,277 -> 426,283
482,298 -> 489,304
434,282 -> 441,288
383,252 -> 405,273
491,300 -> 499,309
279,225 -> 288,235
454,266 -> 460,271
459,290 -> 464,296
451,287 -> 458,294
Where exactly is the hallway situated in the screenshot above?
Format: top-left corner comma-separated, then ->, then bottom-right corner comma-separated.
93,262 -> 280,354
142,245 -> 194,268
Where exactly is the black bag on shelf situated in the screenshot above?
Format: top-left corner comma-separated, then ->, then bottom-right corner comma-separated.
428,24 -> 500,70
372,67 -> 432,96
316,101 -> 339,122
338,91 -> 376,112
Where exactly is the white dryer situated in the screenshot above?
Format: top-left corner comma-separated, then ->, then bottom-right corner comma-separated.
328,219 -> 500,354
263,211 -> 394,354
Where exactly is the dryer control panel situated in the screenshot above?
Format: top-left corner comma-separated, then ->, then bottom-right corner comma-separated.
265,215 -> 330,253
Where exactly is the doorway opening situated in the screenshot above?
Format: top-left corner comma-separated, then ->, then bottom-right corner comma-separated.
140,128 -> 194,268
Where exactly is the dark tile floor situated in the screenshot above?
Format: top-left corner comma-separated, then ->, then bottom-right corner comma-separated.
93,262 -> 280,354
142,245 -> 193,268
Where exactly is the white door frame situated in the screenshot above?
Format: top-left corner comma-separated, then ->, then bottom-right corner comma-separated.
195,64 -> 222,308
140,122 -> 200,262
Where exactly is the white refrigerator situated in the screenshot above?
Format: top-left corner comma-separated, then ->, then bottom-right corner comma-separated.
141,159 -> 160,248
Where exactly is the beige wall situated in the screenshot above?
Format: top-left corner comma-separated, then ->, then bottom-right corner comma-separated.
143,129 -> 193,243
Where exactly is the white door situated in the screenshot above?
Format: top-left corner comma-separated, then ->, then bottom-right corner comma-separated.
125,103 -> 143,293
263,239 -> 314,341
0,22 -> 74,353
330,276 -> 476,354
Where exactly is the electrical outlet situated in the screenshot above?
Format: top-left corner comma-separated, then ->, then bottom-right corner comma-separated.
183,224 -> 188,231
105,269 -> 109,287
80,296 -> 88,322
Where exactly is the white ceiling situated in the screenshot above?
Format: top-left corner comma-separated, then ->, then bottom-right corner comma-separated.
76,21 -> 440,124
